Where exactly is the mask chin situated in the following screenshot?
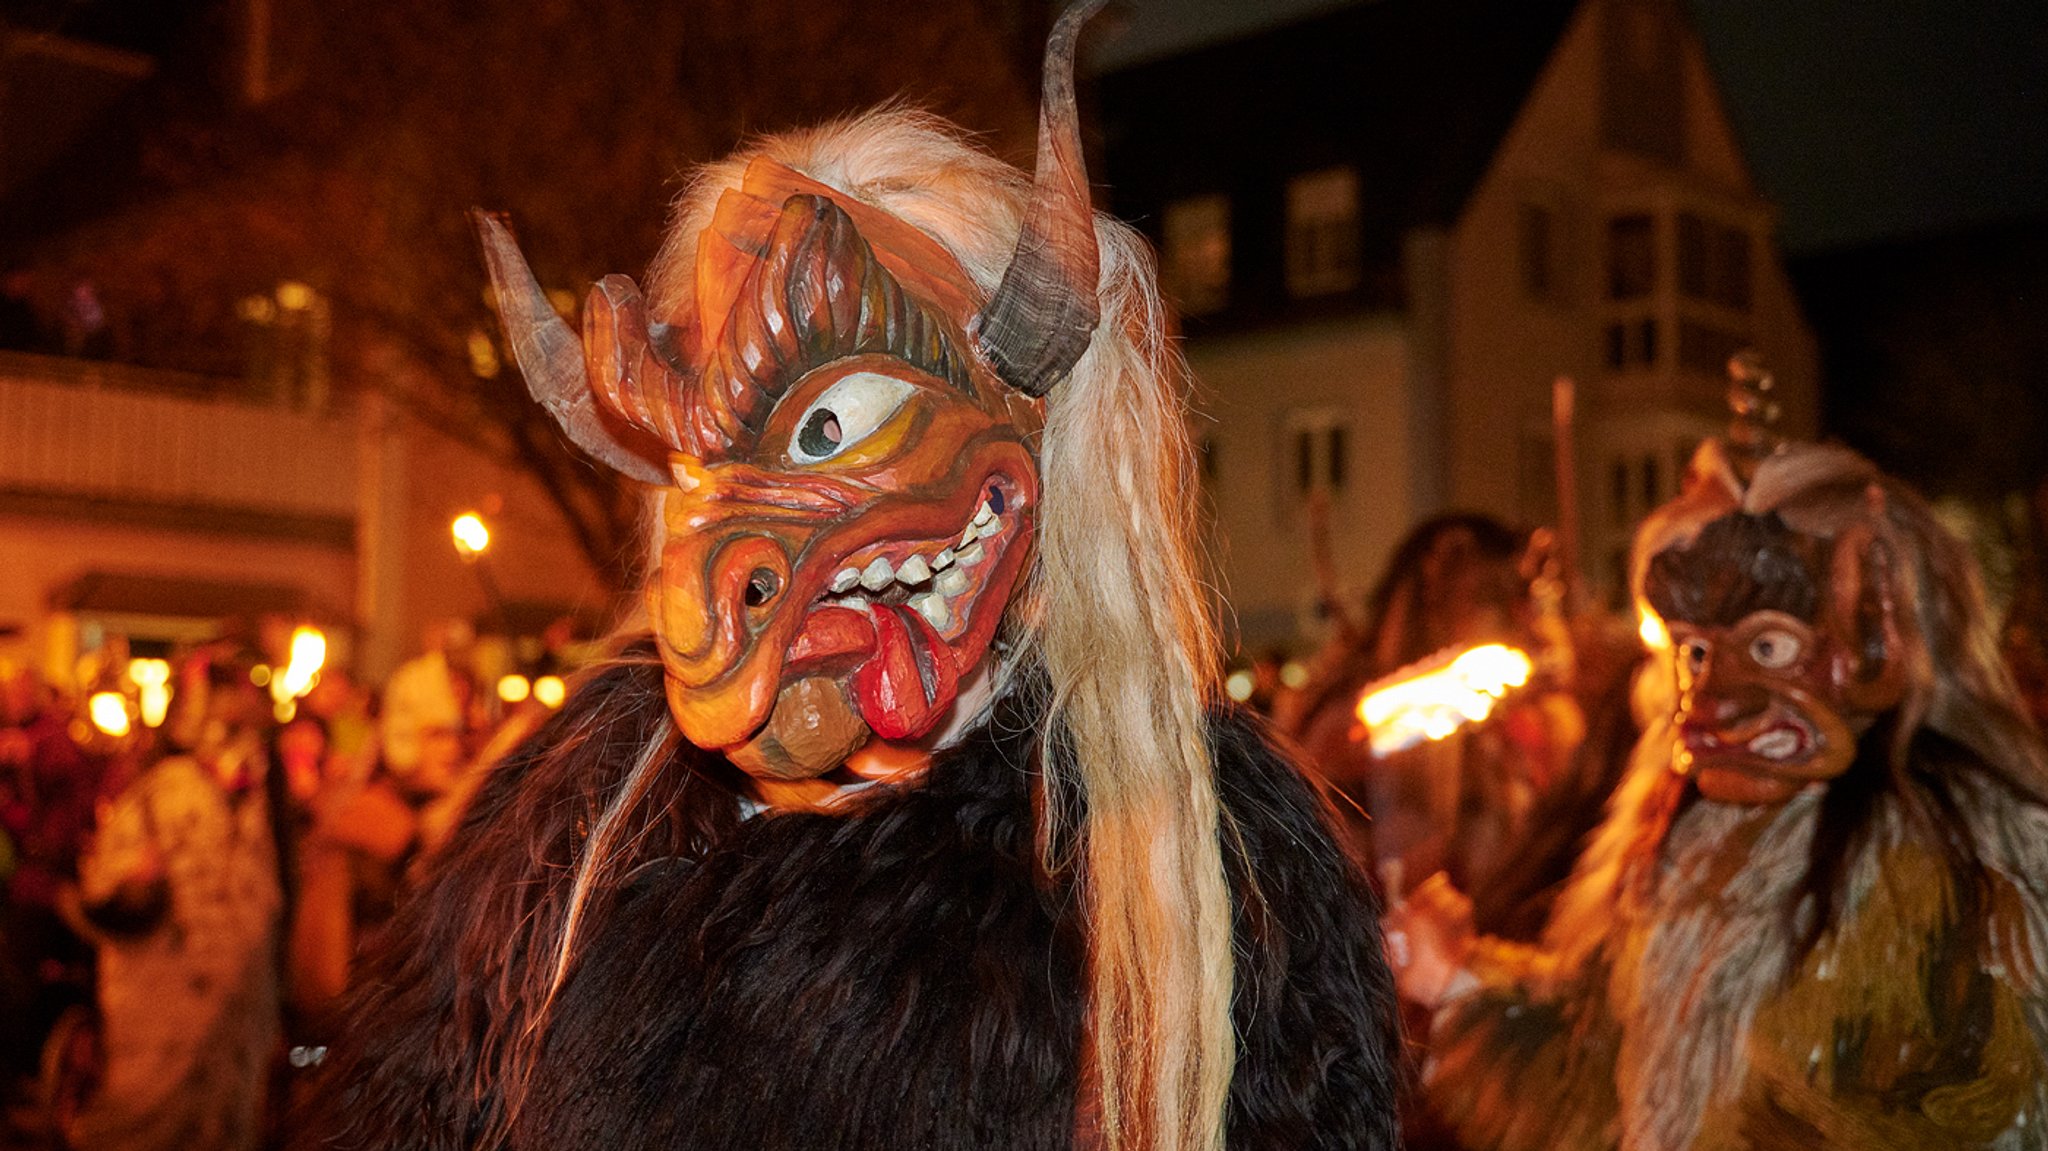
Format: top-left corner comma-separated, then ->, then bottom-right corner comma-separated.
723,674 -> 872,780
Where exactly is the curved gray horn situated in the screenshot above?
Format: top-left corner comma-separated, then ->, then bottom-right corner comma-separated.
970,0 -> 1107,398
473,211 -> 668,484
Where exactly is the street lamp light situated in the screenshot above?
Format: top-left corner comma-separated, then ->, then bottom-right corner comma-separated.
451,511 -> 506,630
451,513 -> 491,560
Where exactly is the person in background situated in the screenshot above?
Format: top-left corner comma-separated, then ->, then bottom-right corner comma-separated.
378,620 -> 472,788
69,650 -> 281,1151
1279,515 -> 1562,892
0,663 -> 105,1094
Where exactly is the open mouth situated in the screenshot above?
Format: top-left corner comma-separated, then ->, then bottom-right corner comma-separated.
775,473 -> 1028,743
810,478 -> 1018,640
1683,714 -> 1814,763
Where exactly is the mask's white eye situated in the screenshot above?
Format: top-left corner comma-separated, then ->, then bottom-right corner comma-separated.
789,372 -> 915,464
1748,629 -> 1802,670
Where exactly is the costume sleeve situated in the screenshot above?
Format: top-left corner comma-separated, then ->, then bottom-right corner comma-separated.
1207,710 -> 1402,1151
1422,947 -> 1623,1151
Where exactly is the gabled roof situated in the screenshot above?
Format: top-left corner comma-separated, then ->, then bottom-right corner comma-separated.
1098,0 -> 1580,318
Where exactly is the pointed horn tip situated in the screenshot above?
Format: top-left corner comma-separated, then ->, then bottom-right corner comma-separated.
470,208 -> 516,246
1055,0 -> 1109,34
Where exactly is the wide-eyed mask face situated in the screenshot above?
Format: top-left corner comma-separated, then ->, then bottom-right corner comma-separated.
643,168 -> 1046,778
1645,510 -> 1907,805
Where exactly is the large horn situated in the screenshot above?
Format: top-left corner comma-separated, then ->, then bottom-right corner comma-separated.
583,274 -> 698,458
473,211 -> 669,484
970,0 -> 1106,398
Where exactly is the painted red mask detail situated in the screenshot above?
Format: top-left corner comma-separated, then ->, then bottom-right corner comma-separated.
624,161 -> 1044,779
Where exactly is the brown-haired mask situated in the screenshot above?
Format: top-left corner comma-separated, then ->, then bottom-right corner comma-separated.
478,1 -> 1106,785
1643,494 -> 1911,805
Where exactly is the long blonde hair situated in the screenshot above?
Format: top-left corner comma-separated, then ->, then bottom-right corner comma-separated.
609,111 -> 1235,1150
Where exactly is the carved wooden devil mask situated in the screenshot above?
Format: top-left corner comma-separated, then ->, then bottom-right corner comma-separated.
1638,451 -> 1912,806
478,2 -> 1105,784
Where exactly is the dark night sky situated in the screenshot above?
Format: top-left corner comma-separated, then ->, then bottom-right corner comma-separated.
10,0 -> 2043,254
1098,0 -> 2048,254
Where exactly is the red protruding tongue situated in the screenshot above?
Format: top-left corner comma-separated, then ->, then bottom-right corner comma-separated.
853,604 -> 960,740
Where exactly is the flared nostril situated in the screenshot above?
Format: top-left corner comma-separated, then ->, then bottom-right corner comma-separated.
744,568 -> 782,608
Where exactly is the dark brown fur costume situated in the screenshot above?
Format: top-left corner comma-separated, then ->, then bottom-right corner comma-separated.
298,646 -> 1400,1150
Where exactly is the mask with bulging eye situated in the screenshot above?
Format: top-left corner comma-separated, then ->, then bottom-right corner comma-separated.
1642,509 -> 1908,805
474,1 -> 1106,786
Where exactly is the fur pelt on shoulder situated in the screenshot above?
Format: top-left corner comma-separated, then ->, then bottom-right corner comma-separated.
1427,717 -> 2048,1151
296,652 -> 1400,1151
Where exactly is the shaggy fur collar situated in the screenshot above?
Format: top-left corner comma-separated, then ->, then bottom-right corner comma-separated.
298,660 -> 1400,1150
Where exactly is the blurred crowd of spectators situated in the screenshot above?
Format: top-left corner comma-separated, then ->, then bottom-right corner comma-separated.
0,620 -> 574,1151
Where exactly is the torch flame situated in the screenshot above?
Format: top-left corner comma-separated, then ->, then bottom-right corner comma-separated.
273,626 -> 328,712
1357,642 -> 1533,756
89,692 -> 132,738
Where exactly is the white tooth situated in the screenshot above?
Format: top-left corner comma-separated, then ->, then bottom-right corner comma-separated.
974,515 -> 1001,539
831,567 -> 860,593
973,500 -> 995,526
960,522 -> 977,547
935,566 -> 970,597
932,548 -> 955,571
842,593 -> 871,611
954,541 -> 984,567
859,556 -> 895,591
1748,729 -> 1800,760
910,591 -> 951,630
896,555 -> 932,586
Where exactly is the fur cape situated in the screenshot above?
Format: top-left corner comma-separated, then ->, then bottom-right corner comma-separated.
1425,717 -> 2048,1151
298,649 -> 1401,1150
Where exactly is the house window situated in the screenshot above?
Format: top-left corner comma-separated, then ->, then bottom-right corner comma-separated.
1162,194 -> 1231,315
1519,203 -> 1556,301
1607,215 -> 1654,300
1678,212 -> 1709,300
1717,227 -> 1753,310
1678,213 -> 1754,311
1284,167 -> 1360,298
1604,318 -> 1659,370
1280,408 -> 1352,520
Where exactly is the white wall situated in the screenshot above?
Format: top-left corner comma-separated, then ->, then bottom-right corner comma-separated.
1186,317 -> 1414,650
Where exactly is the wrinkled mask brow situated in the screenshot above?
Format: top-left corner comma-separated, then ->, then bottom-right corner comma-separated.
1647,512 -> 1823,627
693,194 -> 977,457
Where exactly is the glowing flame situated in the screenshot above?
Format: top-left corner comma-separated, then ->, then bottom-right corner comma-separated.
497,674 -> 532,704
451,513 -> 491,558
128,658 -> 171,728
1224,669 -> 1256,703
533,675 -> 567,709
274,627 -> 327,704
1356,643 -> 1533,756
89,692 -> 131,738
1638,603 -> 1671,651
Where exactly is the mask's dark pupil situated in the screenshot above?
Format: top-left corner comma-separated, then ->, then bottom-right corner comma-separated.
744,568 -> 780,607
799,410 -> 843,458
988,485 -> 1005,515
